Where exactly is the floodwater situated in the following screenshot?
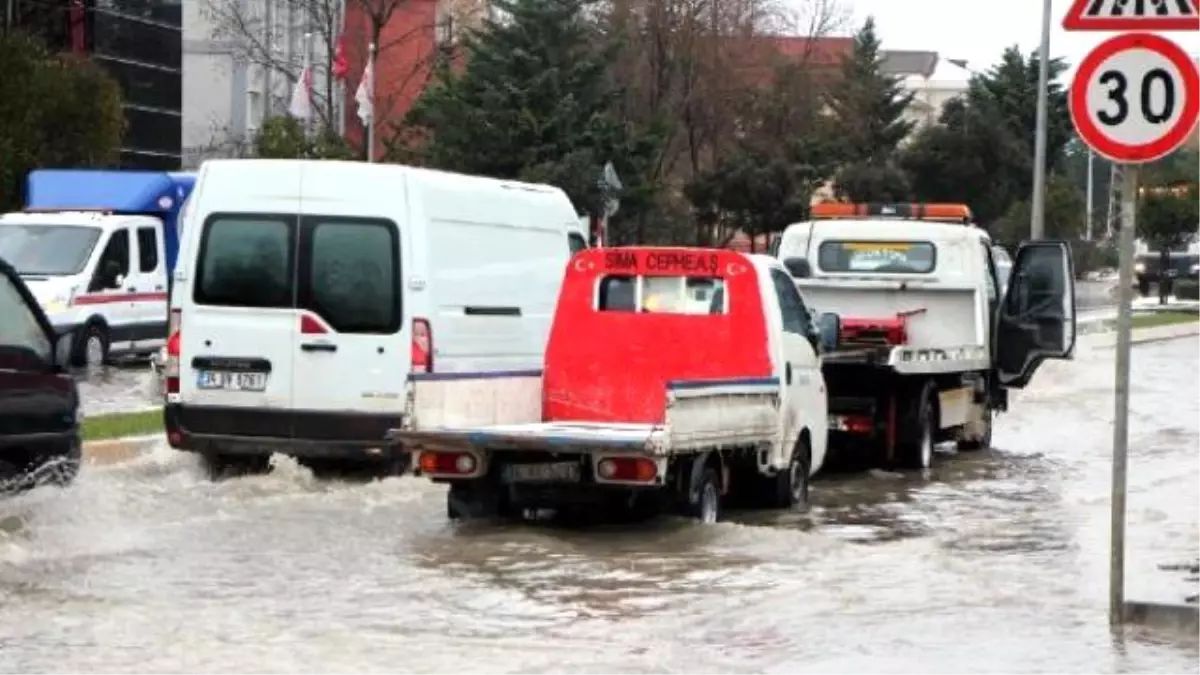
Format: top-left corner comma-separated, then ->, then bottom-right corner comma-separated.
6,338 -> 1195,673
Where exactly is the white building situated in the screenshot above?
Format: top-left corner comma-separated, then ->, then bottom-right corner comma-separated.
183,0 -> 341,167
880,50 -> 972,133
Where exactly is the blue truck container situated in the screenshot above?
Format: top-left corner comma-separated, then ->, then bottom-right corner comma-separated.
24,169 -> 197,273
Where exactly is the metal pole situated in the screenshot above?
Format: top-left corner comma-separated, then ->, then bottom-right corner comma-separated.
5,0 -> 14,35
1109,163 -> 1139,627
1030,0 -> 1052,240
366,41 -> 376,162
1086,149 -> 1095,241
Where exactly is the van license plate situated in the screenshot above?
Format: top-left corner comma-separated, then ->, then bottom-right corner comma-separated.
507,462 -> 580,483
197,370 -> 268,392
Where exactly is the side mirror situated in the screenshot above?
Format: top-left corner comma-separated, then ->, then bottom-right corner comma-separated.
784,257 -> 812,278
114,273 -> 126,288
817,312 -> 841,353
53,329 -> 76,369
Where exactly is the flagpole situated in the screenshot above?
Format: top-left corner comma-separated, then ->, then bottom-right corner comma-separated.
305,31 -> 315,138
367,41 -> 377,163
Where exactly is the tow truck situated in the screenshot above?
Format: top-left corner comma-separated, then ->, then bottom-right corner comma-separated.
774,202 -> 1077,469
386,247 -> 839,523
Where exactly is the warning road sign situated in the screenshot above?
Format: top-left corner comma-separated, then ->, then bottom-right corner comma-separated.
1063,0 -> 1199,31
1070,33 -> 1200,163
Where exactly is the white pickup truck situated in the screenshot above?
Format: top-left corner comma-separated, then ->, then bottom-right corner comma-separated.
774,202 -> 1077,470
386,247 -> 839,523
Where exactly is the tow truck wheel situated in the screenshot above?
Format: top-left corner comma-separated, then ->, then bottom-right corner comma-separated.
896,387 -> 935,470
684,468 -> 721,524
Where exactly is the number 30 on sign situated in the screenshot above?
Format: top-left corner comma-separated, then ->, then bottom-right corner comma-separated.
1069,32 -> 1200,164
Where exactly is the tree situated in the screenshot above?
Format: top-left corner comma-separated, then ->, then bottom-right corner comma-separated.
989,173 -> 1087,247
399,0 -> 663,224
826,16 -> 913,165
0,33 -> 124,212
685,62 -> 841,248
202,0 -> 435,153
899,47 -> 1072,227
899,99 -> 1027,225
1138,188 -> 1199,254
252,116 -> 356,159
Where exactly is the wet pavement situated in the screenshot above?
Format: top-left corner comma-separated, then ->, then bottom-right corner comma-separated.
3,335 -> 1196,671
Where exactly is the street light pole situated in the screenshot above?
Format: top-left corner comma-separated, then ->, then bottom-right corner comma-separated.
1031,0 -> 1053,240
1086,149 -> 1095,240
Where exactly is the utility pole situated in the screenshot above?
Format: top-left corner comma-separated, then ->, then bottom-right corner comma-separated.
263,0 -> 274,121
1030,0 -> 1052,240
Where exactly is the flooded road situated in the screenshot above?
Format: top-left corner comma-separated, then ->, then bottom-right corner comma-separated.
4,337 -> 1196,673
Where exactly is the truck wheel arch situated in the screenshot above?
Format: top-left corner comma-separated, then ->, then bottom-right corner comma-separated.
683,450 -> 727,504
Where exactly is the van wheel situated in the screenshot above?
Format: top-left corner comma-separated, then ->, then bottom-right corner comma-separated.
896,386 -> 936,470
768,436 -> 811,509
72,322 -> 109,368
957,408 -> 993,451
683,468 -> 721,524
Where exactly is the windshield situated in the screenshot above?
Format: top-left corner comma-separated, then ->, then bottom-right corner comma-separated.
0,224 -> 103,276
818,240 -> 936,274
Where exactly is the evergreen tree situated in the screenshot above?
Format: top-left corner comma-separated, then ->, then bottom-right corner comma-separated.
826,17 -> 915,165
400,0 -> 660,218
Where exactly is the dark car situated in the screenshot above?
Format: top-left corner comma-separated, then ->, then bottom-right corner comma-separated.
1135,252 -> 1200,296
0,256 -> 81,494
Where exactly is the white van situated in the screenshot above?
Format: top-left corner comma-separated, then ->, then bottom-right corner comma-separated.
0,210 -> 170,366
163,159 -> 588,475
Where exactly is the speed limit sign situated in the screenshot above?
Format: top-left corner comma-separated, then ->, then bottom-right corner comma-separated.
1069,32 -> 1200,164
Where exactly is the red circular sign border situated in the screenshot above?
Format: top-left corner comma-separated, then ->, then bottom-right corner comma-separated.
1069,32 -> 1200,164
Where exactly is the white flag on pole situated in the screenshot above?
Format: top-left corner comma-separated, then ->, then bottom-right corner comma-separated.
355,55 -> 374,124
289,60 -> 313,120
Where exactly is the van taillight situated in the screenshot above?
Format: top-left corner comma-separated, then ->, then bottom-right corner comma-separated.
165,308 -> 181,395
412,318 -> 432,373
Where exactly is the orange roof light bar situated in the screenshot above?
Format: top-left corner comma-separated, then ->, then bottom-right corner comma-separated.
811,202 -> 973,223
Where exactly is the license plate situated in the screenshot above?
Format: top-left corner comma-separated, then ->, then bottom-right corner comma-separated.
197,370 -> 268,392
507,461 -> 580,483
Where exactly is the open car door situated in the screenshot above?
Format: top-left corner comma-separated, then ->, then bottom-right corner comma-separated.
995,240 -> 1076,389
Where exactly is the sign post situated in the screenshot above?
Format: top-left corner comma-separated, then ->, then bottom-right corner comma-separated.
1066,28 -> 1200,626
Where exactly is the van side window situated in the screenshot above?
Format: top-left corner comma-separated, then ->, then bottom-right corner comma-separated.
0,275 -> 51,364
299,218 -> 401,334
195,216 -> 294,309
770,268 -> 811,334
137,227 -> 159,272
568,232 -> 588,254
89,229 -> 130,291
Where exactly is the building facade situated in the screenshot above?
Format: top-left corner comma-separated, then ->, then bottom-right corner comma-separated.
5,0 -> 184,169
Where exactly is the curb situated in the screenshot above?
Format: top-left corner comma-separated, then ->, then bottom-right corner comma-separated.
82,435 -> 163,466
1123,601 -> 1200,633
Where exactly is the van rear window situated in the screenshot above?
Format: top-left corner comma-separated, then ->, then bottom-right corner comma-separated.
598,275 -> 726,315
194,216 -> 293,308
818,240 -> 936,274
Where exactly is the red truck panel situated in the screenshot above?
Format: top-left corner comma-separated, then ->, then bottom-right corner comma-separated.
542,248 -> 773,424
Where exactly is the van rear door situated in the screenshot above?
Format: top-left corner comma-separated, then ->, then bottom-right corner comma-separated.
288,164 -> 408,440
178,166 -> 301,438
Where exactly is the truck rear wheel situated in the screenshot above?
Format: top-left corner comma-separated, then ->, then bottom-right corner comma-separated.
896,386 -> 935,470
683,468 -> 721,524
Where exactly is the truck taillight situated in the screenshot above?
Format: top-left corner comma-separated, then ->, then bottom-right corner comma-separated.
165,308 -> 181,395
412,318 -> 432,373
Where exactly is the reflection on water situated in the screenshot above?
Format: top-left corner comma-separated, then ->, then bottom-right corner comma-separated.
0,339 -> 1196,673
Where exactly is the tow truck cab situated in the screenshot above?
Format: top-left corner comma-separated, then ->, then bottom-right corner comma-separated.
775,202 -> 1076,469
0,170 -> 195,366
